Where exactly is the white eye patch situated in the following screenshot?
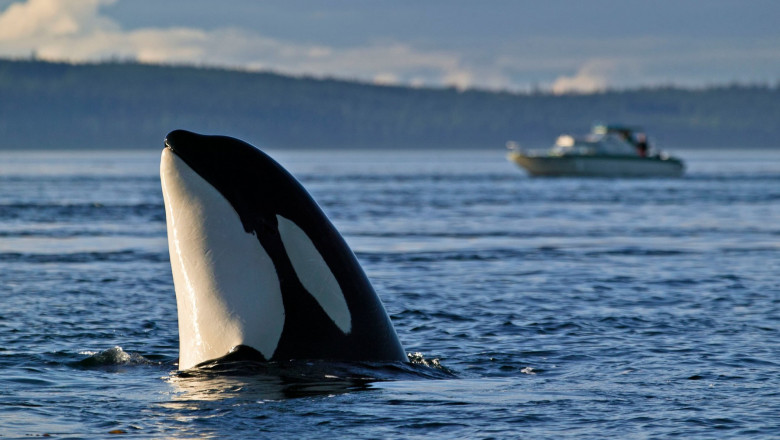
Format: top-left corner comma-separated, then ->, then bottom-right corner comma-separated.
276,215 -> 352,334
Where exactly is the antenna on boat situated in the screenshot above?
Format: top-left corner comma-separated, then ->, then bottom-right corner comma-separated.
506,140 -> 521,151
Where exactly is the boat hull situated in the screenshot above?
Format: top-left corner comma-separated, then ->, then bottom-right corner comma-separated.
508,152 -> 684,177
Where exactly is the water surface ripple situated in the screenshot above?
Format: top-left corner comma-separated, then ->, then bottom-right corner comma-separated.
1,150 -> 778,438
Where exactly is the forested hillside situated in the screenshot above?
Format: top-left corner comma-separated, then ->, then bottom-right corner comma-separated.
0,58 -> 777,150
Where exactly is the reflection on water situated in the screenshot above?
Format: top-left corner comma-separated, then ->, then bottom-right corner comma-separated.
164,355 -> 453,404
166,365 -> 373,403
4,150 -> 778,438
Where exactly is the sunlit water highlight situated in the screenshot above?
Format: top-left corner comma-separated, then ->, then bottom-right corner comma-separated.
1,149 -> 778,438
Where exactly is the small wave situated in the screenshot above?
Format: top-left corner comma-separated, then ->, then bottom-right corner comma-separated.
300,173 -> 514,185
407,351 -> 445,370
0,202 -> 164,223
167,348 -> 455,401
179,346 -> 454,380
585,248 -> 693,257
0,250 -> 168,264
0,229 -> 163,239
73,346 -> 155,368
359,247 -> 567,264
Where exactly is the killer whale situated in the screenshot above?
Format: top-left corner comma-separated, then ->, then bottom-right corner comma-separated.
160,130 -> 407,370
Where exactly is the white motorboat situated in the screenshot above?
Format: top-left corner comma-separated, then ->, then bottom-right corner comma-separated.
507,125 -> 684,177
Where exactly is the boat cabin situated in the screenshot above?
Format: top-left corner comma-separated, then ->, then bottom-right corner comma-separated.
551,125 -> 650,157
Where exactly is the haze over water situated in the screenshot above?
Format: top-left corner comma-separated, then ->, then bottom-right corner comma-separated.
1,149 -> 779,438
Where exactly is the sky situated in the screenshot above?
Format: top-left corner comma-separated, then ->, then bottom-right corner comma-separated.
0,0 -> 778,93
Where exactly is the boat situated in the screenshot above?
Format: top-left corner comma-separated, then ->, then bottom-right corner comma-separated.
506,125 -> 684,177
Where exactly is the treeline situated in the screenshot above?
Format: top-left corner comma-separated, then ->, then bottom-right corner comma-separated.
0,58 -> 778,150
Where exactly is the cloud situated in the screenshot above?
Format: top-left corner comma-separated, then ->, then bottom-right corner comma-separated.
550,60 -> 616,94
3,0 -> 777,92
0,0 -> 117,41
373,73 -> 400,86
442,71 -> 473,91
0,0 -> 476,90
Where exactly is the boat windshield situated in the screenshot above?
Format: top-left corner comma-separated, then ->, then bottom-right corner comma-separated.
551,132 -> 639,156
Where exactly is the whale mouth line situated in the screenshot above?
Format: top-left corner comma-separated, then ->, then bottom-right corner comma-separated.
163,132 -> 196,171
164,137 -> 178,155
164,130 -> 192,157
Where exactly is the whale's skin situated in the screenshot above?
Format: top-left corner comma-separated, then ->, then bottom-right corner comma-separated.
160,130 -> 406,370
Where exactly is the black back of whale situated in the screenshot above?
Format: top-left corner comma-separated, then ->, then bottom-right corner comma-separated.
165,130 -> 406,362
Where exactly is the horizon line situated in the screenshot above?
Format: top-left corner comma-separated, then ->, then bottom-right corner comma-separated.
3,55 -> 779,97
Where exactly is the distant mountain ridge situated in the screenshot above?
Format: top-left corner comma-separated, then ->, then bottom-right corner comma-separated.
0,58 -> 777,150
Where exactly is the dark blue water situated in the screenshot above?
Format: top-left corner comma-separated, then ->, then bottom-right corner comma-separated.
1,149 -> 778,438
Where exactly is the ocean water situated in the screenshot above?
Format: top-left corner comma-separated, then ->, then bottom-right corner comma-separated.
1,148 -> 778,438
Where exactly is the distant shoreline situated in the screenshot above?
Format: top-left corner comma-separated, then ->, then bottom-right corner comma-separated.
1,58 -> 778,150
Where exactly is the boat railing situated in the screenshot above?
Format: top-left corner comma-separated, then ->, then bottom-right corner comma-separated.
506,141 -> 554,157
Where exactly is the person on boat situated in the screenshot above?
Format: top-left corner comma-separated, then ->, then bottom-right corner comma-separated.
635,133 -> 648,157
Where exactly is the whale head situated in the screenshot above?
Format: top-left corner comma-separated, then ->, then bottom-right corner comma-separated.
160,130 -> 406,370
